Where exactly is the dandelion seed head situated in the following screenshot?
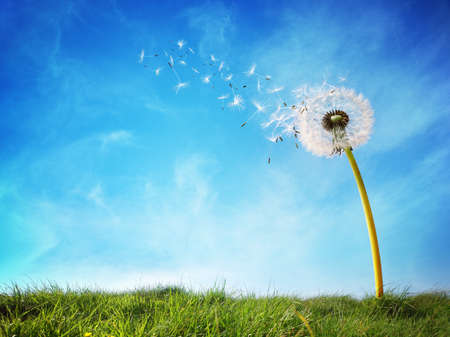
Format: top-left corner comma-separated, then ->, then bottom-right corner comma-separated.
294,86 -> 374,157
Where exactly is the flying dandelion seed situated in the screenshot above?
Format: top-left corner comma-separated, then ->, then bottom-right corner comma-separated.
252,101 -> 265,112
338,76 -> 347,82
174,82 -> 188,94
210,54 -> 217,62
218,61 -> 224,72
246,64 -> 256,76
155,67 -> 161,76
202,75 -> 211,84
229,94 -> 244,108
265,75 -> 271,80
217,94 -> 229,100
192,67 -> 200,73
268,86 -> 284,94
179,60 -> 186,65
139,49 -> 145,63
177,40 -> 185,49
224,74 -> 233,81
188,47 -> 195,54
257,79 -> 261,92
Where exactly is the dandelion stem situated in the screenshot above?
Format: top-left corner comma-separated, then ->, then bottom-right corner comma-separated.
344,147 -> 383,298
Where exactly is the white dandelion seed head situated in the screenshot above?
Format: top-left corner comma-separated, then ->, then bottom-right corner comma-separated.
295,86 -> 374,158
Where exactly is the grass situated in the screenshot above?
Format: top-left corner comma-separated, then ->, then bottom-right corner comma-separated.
0,283 -> 448,337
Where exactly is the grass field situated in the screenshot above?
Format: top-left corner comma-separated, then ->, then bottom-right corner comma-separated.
0,283 -> 448,336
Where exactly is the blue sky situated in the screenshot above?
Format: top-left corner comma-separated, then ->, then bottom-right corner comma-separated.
1,0 -> 449,298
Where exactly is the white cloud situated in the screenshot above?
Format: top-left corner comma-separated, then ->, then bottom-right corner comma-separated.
100,130 -> 133,148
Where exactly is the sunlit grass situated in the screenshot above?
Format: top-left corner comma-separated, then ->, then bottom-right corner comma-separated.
0,283 -> 448,336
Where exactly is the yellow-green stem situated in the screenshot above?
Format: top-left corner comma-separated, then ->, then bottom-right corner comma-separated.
344,147 -> 383,298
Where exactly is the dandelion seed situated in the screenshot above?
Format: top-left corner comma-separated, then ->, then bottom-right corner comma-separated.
192,67 -> 200,73
257,79 -> 261,92
241,122 -> 247,127
218,61 -> 224,71
202,75 -> 211,84
224,74 -> 233,81
246,64 -> 256,76
252,101 -> 265,112
179,60 -> 186,65
188,47 -> 195,54
229,94 -> 243,108
210,54 -> 217,62
139,49 -> 145,63
169,55 -> 174,67
265,75 -> 271,80
155,67 -> 161,76
177,40 -> 185,49
174,82 -> 188,94
268,86 -> 284,94
338,76 -> 346,82
217,94 -> 229,100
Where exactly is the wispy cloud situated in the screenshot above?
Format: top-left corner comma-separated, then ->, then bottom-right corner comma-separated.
100,130 -> 133,148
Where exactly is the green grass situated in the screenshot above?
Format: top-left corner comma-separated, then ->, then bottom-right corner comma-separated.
0,283 -> 448,337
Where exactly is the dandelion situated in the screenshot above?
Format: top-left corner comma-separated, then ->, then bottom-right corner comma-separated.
295,85 -> 383,298
174,82 -> 188,94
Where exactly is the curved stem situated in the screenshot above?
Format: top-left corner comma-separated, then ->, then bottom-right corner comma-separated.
344,147 -> 383,298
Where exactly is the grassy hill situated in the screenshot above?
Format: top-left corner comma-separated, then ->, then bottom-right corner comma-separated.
0,284 -> 448,336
